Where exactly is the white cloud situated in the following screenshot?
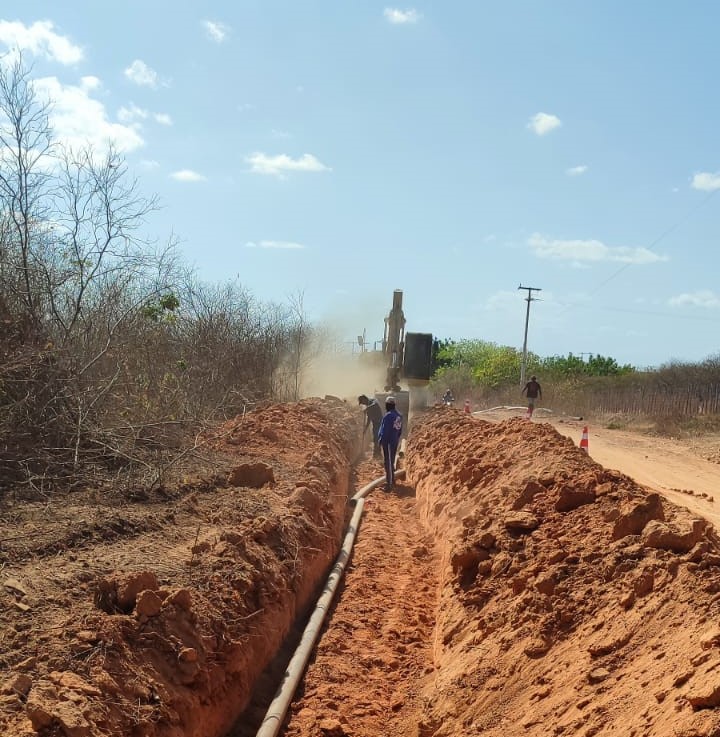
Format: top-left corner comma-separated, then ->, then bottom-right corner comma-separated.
384,8 -> 422,24
117,103 -> 148,124
139,159 -> 160,170
669,290 -> 720,308
527,112 -> 562,136
0,20 -> 83,64
246,152 -> 331,177
170,169 -> 206,182
528,233 -> 667,265
118,105 -> 171,127
203,20 -> 230,43
124,59 -> 160,88
80,76 -> 101,91
566,165 -> 588,176
245,240 -> 306,250
691,171 -> 720,192
33,76 -> 143,153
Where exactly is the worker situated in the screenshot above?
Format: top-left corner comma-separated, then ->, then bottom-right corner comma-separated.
442,388 -> 454,406
358,394 -> 383,458
378,396 -> 403,491
521,375 -> 542,419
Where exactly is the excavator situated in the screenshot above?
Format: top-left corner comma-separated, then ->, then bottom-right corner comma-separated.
375,289 -> 434,432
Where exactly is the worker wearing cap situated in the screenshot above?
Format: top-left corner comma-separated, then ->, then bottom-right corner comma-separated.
378,396 -> 403,491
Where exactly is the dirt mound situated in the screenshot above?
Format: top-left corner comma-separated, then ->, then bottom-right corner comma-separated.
406,411 -> 720,736
0,398 -> 362,737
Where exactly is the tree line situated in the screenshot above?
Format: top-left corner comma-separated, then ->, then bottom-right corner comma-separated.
430,338 -> 720,426
0,57 -> 314,494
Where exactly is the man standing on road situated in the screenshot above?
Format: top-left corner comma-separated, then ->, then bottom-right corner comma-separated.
358,394 -> 383,458
378,396 -> 403,491
522,375 -> 542,419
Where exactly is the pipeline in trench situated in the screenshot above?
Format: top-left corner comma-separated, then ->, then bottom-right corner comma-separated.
227,465 -> 410,737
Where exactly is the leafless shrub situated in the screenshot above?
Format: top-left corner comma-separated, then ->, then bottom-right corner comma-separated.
0,57 -> 317,494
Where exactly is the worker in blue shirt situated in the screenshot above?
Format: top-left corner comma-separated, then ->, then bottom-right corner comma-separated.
377,396 -> 403,491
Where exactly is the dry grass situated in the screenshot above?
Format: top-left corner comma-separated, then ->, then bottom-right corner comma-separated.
645,413 -> 720,439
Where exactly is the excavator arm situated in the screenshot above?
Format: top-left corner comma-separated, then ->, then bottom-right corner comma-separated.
382,289 -> 406,392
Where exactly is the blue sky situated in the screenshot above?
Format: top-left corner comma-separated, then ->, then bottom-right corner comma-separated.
3,2 -> 720,368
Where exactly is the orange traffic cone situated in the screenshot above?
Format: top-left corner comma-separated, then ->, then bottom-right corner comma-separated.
464,399 -> 471,414
579,426 -> 589,452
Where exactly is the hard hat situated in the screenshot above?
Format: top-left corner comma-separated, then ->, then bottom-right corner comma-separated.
385,396 -> 396,405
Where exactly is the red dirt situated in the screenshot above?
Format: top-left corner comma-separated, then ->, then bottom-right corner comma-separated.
405,412 -> 720,737
0,399 -> 361,737
279,459 -> 439,737
3,403 -> 720,737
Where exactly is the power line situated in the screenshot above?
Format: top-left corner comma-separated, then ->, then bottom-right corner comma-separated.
560,301 -> 720,323
557,187 -> 720,317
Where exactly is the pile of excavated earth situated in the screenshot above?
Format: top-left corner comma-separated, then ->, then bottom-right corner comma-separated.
407,413 -> 720,737
2,400 -> 720,737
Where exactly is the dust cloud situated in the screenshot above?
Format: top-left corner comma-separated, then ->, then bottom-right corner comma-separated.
300,350 -> 387,402
300,291 -> 436,405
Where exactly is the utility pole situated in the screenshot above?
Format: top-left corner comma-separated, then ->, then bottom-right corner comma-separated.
518,284 -> 542,387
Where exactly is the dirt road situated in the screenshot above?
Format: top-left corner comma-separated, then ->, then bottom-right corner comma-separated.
555,420 -> 720,523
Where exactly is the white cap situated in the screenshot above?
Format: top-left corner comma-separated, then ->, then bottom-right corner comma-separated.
385,396 -> 396,404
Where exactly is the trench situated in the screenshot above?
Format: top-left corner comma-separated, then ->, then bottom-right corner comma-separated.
227,457 -> 440,737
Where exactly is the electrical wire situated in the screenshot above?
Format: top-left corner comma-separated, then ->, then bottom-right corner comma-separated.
555,187 -> 719,317
555,301 -> 720,323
